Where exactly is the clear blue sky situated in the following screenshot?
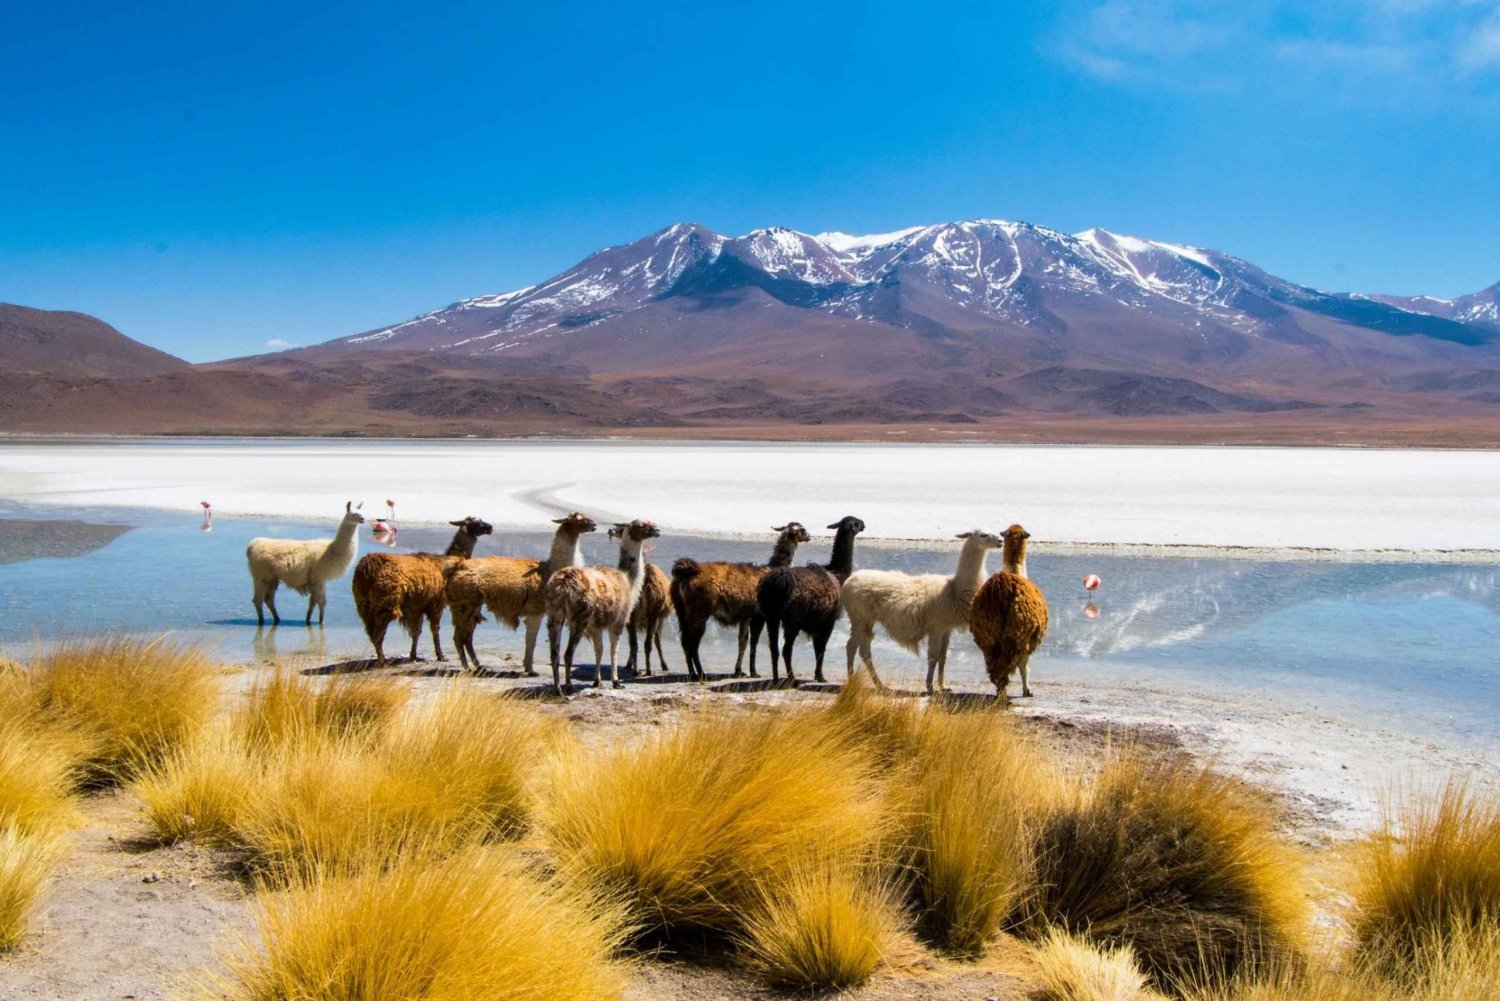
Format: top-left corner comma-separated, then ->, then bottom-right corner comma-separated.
2,1 -> 1497,361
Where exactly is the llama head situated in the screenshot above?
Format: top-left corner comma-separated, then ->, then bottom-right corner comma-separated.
1001,524 -> 1031,561
613,519 -> 661,543
827,515 -> 865,536
343,501 -> 366,525
451,516 -> 494,538
772,522 -> 812,544
956,529 -> 1005,550
553,512 -> 598,535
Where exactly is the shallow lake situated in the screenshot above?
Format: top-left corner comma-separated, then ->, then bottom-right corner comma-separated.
2,500 -> 1496,753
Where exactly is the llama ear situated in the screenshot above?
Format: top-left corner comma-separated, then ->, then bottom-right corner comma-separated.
955,531 -> 972,539
355,502 -> 363,510
552,517 -> 567,524
345,501 -> 352,513
772,524 -> 787,532
450,520 -> 465,527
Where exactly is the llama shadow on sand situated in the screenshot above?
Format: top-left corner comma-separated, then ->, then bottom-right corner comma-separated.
711,677 -> 801,694
301,656 -> 418,676
930,689 -> 1002,710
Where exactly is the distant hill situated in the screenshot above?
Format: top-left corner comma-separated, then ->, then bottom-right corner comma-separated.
2,218 -> 1498,445
0,304 -> 188,378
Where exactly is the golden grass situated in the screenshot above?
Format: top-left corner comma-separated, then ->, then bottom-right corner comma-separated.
0,720 -> 82,838
0,825 -> 64,951
134,725 -> 260,845
894,703 -> 1055,957
233,668 -> 409,752
537,706 -> 889,940
28,636 -> 222,784
1348,779 -> 1500,978
1032,929 -> 1158,1001
740,855 -> 901,990
206,847 -> 631,1001
1022,753 -> 1308,987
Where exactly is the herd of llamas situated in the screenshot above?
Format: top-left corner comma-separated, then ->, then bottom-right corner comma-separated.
245,504 -> 1049,698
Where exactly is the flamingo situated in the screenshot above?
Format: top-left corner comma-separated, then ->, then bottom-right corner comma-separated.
199,500 -> 213,531
1083,573 -> 1101,595
385,498 -> 396,524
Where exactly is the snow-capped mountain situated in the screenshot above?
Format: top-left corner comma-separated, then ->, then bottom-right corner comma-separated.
316,220 -> 1499,409
1373,281 -> 1500,329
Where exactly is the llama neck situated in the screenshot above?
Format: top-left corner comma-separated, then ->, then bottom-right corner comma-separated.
620,538 -> 649,607
767,533 -> 801,567
329,518 -> 360,561
952,539 -> 991,601
826,528 -> 857,582
1002,540 -> 1028,578
444,530 -> 479,559
547,529 -> 584,570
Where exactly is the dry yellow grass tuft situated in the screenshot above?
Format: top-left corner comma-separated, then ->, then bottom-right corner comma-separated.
740,855 -> 901,990
0,720 -> 82,839
206,847 -> 631,1001
134,725 -> 261,845
896,704 -> 1055,957
1349,779 -> 1500,978
0,826 -> 64,951
1032,929 -> 1159,1001
1022,752 -> 1308,987
537,706 -> 889,940
28,636 -> 222,785
234,668 -> 409,752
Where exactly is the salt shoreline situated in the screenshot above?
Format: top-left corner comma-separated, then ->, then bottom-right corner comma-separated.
3,437 -> 1498,556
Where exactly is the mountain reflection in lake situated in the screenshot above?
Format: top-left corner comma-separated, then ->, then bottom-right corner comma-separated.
0,503 -> 1494,746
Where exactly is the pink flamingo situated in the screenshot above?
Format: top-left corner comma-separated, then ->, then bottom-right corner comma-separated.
199,500 -> 213,532
385,498 -> 396,524
1083,573 -> 1101,595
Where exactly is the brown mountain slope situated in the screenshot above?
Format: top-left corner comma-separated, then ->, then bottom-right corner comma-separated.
0,303 -> 188,378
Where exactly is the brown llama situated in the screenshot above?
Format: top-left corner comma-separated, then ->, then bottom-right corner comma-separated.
352,516 -> 493,668
969,524 -> 1049,701
546,519 -> 661,694
445,512 -> 597,674
670,522 -> 811,681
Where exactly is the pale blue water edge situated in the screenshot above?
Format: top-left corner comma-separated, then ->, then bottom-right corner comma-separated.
1,500 -> 1496,750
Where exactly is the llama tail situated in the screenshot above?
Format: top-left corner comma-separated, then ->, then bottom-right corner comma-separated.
671,557 -> 701,582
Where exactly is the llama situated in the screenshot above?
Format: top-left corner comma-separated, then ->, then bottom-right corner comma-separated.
969,524 -> 1049,702
756,516 -> 865,684
546,519 -> 661,694
607,524 -> 672,677
246,501 -> 364,626
445,513 -> 597,674
841,529 -> 1005,694
670,523 -> 811,681
352,516 -> 494,668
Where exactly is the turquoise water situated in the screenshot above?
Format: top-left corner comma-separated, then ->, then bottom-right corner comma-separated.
1,501 -> 1496,745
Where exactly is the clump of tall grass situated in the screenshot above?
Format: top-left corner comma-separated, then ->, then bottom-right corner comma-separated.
740,855 -> 901,990
0,720 -> 82,838
0,825 -> 65,951
134,725 -> 261,844
206,847 -> 631,1001
537,706 -> 889,941
28,636 -> 222,784
1022,753 -> 1307,987
1349,779 -> 1500,979
235,685 -> 553,881
897,705 -> 1054,956
1032,929 -> 1158,1001
234,668 -> 409,752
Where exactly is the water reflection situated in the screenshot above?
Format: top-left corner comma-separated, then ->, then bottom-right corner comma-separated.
252,624 -> 328,664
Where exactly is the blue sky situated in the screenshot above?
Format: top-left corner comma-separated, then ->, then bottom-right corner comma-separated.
2,0 -> 1497,361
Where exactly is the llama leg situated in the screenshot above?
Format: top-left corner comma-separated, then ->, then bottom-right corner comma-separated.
312,583 -> 327,625
523,616 -> 542,677
781,632 -> 797,682
452,615 -> 472,671
266,581 -> 281,626
591,630 -> 606,688
764,619 -> 781,681
304,589 -> 316,626
608,627 -> 623,689
428,609 -> 446,662
625,623 -> 640,675
936,632 -> 952,692
252,580 -> 267,627
653,620 -> 669,675
859,629 -> 878,686
548,617 -> 564,693
407,615 -> 423,661
563,624 -> 585,696
1019,654 -> 1034,698
680,623 -> 705,681
748,617 -> 764,678
811,630 -> 829,684
732,621 -> 749,677
371,617 -> 390,668
924,633 -> 942,696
